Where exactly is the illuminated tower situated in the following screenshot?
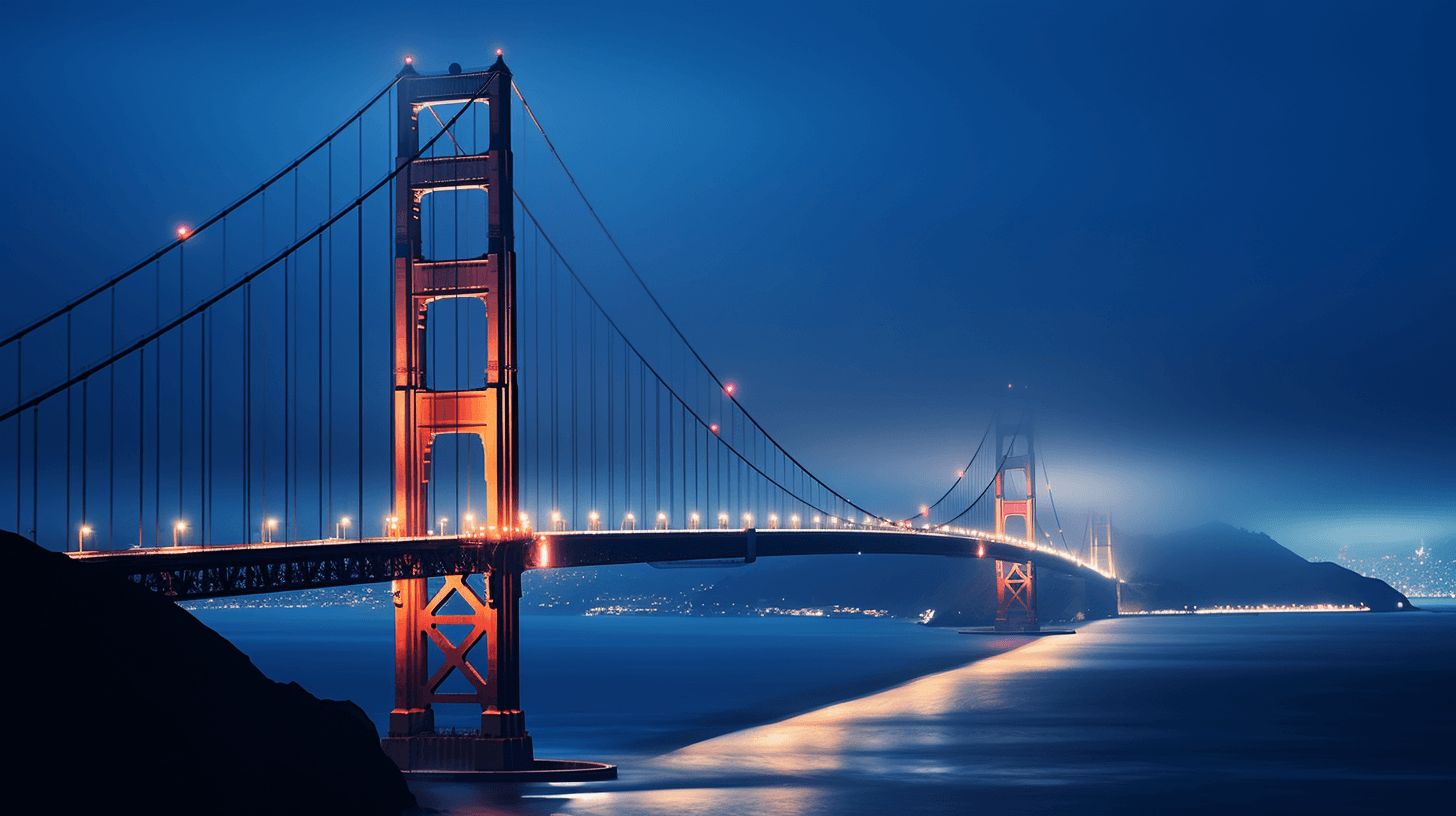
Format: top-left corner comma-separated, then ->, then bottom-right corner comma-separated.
993,416 -> 1038,631
994,418 -> 1034,539
1088,510 -> 1115,576
383,54 -> 532,772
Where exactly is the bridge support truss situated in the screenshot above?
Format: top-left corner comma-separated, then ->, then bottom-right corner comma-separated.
384,55 -> 531,772
994,559 -> 1039,631
382,543 -> 533,771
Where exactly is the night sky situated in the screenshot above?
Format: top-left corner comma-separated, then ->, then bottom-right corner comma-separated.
4,1 -> 1452,556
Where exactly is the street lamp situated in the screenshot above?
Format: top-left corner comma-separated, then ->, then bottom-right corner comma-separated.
588,511 -> 600,531
336,516 -> 351,539
173,521 -> 187,548
689,512 -> 700,530
743,512 -> 753,528
622,512 -> 635,530
718,512 -> 729,530
656,512 -> 667,530
768,514 -> 778,529
438,517 -> 448,537
551,511 -> 564,531
78,525 -> 92,552
465,513 -> 475,534
262,518 -> 278,543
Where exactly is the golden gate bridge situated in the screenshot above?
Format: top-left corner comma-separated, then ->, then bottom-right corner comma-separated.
2,53 -> 1117,777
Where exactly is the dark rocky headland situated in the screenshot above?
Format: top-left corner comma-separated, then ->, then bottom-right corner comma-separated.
5,530 -> 415,816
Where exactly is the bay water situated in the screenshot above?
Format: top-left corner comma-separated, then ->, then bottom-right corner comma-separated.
194,599 -> 1455,814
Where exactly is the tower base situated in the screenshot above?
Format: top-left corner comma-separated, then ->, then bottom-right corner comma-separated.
382,732 -> 535,772
992,618 -> 1042,633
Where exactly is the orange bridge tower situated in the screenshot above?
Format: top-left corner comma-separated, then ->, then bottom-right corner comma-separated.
994,417 -> 1038,631
381,54 -> 531,772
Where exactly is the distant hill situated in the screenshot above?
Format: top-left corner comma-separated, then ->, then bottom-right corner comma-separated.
1116,522 -> 1413,612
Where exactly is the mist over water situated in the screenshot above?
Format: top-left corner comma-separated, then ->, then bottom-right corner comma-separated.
198,604 -> 1454,815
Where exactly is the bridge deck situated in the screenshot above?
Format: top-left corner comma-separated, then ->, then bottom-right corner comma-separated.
67,528 -> 1112,601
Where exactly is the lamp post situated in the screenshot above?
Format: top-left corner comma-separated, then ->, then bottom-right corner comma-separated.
465,514 -> 475,535
336,516 -> 351,539
438,517 -> 448,537
262,518 -> 277,543
173,521 -> 187,548
78,525 -> 92,552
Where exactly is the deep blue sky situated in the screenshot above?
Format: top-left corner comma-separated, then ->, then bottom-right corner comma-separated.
4,1 -> 1452,556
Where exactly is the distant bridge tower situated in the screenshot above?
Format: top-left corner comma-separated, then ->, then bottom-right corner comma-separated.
994,418 -> 1034,539
383,55 -> 532,773
993,417 -> 1038,631
1087,510 -> 1115,577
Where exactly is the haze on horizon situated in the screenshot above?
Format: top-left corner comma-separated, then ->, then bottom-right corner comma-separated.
3,1 -> 1451,558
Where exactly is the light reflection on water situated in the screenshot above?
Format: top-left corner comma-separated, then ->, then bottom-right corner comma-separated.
416,611 -> 1455,815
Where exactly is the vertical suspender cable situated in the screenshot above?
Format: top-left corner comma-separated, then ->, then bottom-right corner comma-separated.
177,250 -> 184,534
81,379 -> 87,548
65,311 -> 71,549
32,407 -> 39,542
570,253 -> 578,526
13,342 -> 19,533
244,283 -> 252,542
137,350 -> 143,548
319,235 -> 325,537
358,188 -> 365,540
327,142 -> 333,531
201,312 -> 208,546
109,289 -> 115,549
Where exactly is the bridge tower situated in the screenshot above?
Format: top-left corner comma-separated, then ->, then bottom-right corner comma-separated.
994,418 -> 1038,631
382,55 -> 533,772
1087,510 -> 1115,576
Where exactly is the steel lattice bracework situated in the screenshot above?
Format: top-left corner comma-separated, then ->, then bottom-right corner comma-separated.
994,560 -> 1038,631
385,54 -> 532,773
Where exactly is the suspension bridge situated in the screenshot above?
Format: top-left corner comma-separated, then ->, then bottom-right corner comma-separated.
2,54 -> 1118,776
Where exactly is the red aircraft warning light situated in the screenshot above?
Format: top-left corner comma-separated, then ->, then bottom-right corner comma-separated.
709,424 -> 720,435
405,55 -> 414,65
497,48 -> 504,56
724,382 -> 736,396
176,225 -> 191,240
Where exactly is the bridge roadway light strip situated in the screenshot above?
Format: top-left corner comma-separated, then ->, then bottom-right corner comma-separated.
64,525 -> 1112,600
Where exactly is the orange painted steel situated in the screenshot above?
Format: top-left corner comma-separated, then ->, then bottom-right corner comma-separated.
384,55 -> 530,772
995,559 -> 1039,631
